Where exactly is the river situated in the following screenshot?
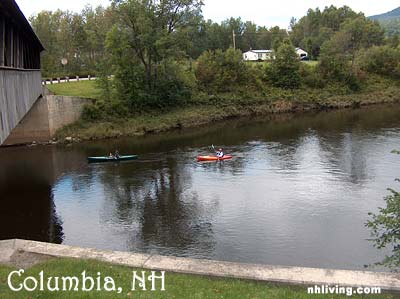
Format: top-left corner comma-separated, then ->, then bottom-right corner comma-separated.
1,104 -> 399,271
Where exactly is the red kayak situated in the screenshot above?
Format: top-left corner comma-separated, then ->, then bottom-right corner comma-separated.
197,155 -> 233,162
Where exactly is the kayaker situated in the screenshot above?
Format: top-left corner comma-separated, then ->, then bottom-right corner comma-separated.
108,153 -> 114,158
115,150 -> 120,159
216,148 -> 224,158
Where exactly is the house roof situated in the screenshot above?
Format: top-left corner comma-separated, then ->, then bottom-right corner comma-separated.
250,50 -> 273,53
295,47 -> 307,53
0,0 -> 45,52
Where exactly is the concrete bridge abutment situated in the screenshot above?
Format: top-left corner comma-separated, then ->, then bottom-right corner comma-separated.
3,92 -> 89,146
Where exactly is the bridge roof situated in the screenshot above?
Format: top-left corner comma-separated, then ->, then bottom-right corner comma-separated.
0,0 -> 45,52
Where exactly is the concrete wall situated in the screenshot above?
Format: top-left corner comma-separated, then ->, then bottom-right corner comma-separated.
47,95 -> 89,136
3,96 -> 50,144
0,68 -> 42,144
3,94 -> 89,145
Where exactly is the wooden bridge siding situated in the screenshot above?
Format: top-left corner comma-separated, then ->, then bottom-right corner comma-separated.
0,69 -> 42,144
0,17 -> 41,70
0,17 -> 4,66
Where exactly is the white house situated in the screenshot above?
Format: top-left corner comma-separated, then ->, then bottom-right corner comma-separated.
243,48 -> 308,61
243,50 -> 274,61
295,48 -> 308,59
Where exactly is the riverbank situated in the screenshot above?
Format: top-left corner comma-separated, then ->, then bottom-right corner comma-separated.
50,78 -> 400,141
0,240 -> 398,298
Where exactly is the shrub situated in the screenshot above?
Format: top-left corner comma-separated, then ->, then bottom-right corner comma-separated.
111,59 -> 193,112
195,48 -> 249,92
299,63 -> 326,88
356,46 -> 400,79
82,103 -> 103,121
266,40 -> 301,89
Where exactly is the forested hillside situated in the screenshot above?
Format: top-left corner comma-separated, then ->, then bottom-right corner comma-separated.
370,7 -> 400,21
369,7 -> 400,36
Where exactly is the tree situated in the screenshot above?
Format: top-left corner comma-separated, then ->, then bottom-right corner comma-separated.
103,0 -> 203,110
366,151 -> 400,270
289,6 -> 360,59
205,20 -> 231,51
270,26 -> 288,51
114,0 -> 202,81
242,21 -> 258,50
379,18 -> 400,37
30,5 -> 116,77
30,10 -> 64,76
256,26 -> 273,50
186,17 -> 288,54
387,34 -> 400,48
180,17 -> 209,58
81,5 -> 117,71
318,31 -> 352,80
267,39 -> 301,89
340,17 -> 384,67
318,15 -> 384,89
224,17 -> 245,50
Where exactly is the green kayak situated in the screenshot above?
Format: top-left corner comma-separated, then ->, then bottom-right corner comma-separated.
88,155 -> 138,163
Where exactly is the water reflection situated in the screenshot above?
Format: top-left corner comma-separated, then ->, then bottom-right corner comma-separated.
99,156 -> 217,256
0,146 -> 63,243
1,105 -> 400,270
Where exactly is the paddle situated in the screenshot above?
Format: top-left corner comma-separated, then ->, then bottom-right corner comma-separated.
211,144 -> 216,153
211,144 -> 224,160
211,145 -> 222,158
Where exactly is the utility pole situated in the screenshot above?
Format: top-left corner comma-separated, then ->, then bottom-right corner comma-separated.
232,30 -> 236,50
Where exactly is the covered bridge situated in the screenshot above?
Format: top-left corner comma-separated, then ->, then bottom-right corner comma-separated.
0,0 -> 44,145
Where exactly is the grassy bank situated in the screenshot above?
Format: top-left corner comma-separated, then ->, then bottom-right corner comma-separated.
47,80 -> 101,99
0,258 -> 395,299
52,77 -> 400,142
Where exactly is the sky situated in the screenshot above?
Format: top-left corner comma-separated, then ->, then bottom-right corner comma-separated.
17,0 -> 400,28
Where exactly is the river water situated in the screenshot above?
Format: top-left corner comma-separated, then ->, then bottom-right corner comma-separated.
1,105 -> 399,271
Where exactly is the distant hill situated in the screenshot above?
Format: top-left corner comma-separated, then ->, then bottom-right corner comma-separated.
369,7 -> 400,36
369,7 -> 400,21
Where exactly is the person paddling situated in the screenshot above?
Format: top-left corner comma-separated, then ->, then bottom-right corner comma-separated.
216,148 -> 224,159
114,150 -> 120,159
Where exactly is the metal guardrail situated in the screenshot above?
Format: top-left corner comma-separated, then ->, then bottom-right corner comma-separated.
42,75 -> 96,85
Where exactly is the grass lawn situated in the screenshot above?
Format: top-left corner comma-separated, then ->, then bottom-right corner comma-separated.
46,80 -> 101,99
244,60 -> 319,67
0,258 -> 396,299
301,60 -> 319,67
